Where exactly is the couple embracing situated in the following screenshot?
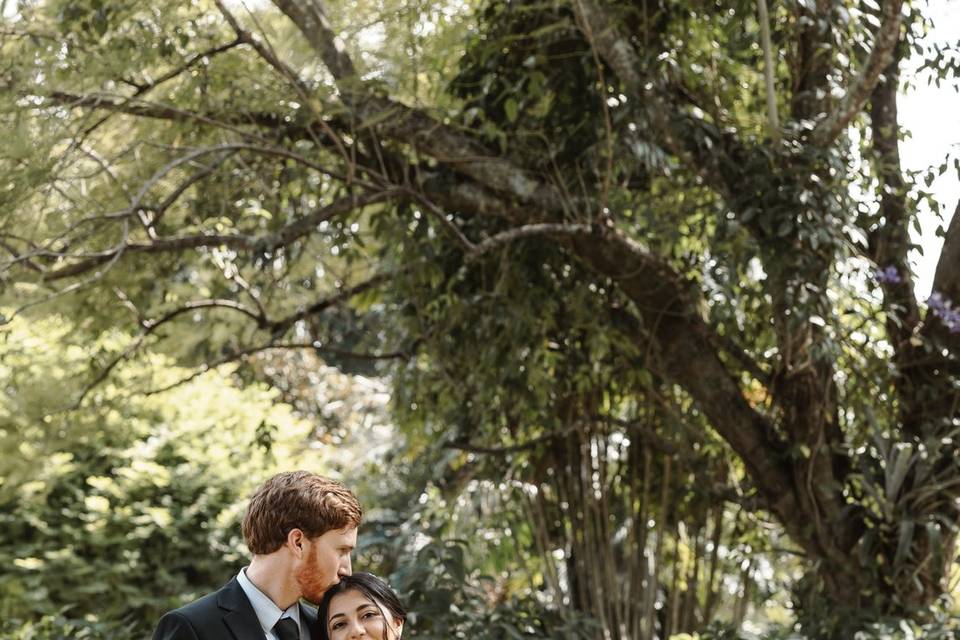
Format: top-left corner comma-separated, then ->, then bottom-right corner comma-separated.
153,471 -> 405,640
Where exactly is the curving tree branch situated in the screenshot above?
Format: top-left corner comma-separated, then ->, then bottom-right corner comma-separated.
45,91 -> 287,133
270,0 -> 567,213
270,0 -> 357,82
812,0 -> 904,145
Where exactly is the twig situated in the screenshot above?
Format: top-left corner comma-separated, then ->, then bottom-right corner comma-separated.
267,268 -> 401,337
71,298 -> 267,408
1,220 -> 130,325
46,92 -> 278,145
212,0 -> 354,176
148,153 -> 236,229
42,188 -> 395,280
141,341 -> 409,396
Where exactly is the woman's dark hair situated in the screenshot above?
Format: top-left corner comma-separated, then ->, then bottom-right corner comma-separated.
317,572 -> 407,640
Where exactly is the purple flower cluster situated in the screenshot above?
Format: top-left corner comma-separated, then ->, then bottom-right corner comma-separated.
928,292 -> 960,333
874,265 -> 901,285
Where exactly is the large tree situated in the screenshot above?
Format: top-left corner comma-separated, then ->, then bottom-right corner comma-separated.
2,0 -> 958,633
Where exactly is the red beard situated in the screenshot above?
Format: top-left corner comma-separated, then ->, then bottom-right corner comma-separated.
296,547 -> 335,603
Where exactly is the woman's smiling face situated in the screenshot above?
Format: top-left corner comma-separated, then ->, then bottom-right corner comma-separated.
326,589 -> 403,640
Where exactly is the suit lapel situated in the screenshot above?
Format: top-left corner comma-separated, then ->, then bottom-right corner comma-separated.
218,577 -> 265,640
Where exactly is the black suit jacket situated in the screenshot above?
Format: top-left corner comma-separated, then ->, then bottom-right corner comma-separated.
152,577 -> 320,640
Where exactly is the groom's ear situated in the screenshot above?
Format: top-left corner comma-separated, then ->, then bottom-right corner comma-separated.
286,528 -> 305,556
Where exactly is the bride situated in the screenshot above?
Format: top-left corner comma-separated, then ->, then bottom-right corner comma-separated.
317,573 -> 406,640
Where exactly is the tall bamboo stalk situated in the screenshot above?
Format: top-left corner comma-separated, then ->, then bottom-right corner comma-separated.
681,521 -> 704,632
757,0 -> 781,143
643,454 -> 671,640
668,520 -> 683,638
733,558 -> 754,628
703,504 -> 725,622
633,445 -> 652,639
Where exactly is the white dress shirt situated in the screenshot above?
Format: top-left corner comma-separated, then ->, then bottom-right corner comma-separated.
236,567 -> 308,640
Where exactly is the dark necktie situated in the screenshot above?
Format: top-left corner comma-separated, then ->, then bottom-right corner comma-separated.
273,617 -> 300,640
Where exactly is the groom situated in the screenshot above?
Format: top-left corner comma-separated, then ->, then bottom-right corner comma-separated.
153,471 -> 363,640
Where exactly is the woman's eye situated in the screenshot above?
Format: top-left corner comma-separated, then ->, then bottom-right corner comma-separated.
362,611 -> 381,620
331,622 -> 345,631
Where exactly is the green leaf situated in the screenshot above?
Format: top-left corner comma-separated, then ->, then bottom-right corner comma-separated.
504,97 -> 519,123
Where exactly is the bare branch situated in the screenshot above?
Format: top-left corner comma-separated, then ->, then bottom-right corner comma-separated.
408,192 -> 479,253
62,38 -> 248,144
134,38 -> 246,93
72,267 -> 413,403
41,188 -> 397,280
214,0 -> 312,95
71,298 -> 266,408
445,428 -> 577,455
45,91 -> 288,134
1,220 -> 131,325
469,223 -> 594,259
260,188 -> 401,253
118,142 -> 357,244
0,238 -> 42,272
369,102 -> 567,212
40,234 -> 249,280
0,28 -> 59,40
142,341 -> 408,396
407,184 -> 594,258
77,144 -> 133,200
711,330 -> 773,387
149,152 -> 237,229
267,268 -> 400,337
419,177 -> 530,224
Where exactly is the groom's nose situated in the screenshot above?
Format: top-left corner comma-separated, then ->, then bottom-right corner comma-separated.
338,555 -> 352,577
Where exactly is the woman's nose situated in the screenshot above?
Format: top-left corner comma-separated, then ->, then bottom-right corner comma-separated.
347,619 -> 366,638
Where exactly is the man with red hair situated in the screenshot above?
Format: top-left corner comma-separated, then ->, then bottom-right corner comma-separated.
153,471 -> 363,640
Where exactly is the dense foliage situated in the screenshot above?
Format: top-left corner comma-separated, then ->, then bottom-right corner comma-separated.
0,315 -> 308,634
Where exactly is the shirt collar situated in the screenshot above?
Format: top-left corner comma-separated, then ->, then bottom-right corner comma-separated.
237,567 -> 303,639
